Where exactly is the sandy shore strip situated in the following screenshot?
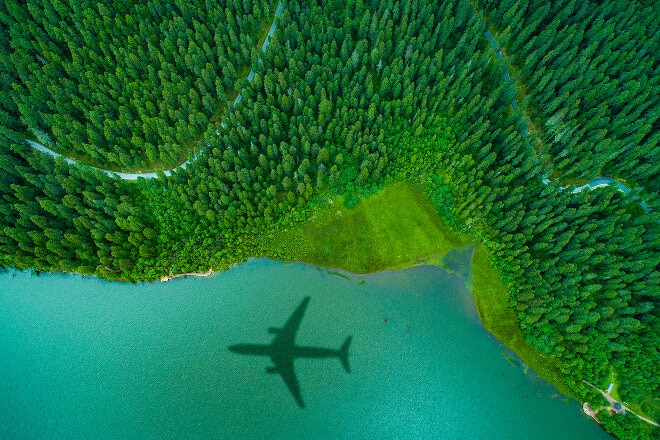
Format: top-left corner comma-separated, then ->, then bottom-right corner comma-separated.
161,268 -> 213,282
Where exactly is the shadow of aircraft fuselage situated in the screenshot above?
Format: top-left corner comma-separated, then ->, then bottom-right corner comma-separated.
228,296 -> 352,408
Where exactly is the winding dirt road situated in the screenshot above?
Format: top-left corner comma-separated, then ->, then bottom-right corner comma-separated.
23,0 -> 284,180
20,2 -> 655,217
483,30 -> 654,214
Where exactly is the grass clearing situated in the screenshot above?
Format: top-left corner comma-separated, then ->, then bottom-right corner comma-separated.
262,181 -> 471,273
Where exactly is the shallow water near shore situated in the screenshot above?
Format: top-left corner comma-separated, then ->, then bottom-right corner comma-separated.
0,259 -> 610,439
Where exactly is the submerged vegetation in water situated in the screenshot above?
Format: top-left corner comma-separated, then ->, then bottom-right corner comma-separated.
0,1 -> 658,438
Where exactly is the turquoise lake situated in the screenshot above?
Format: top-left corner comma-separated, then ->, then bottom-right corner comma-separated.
0,259 -> 610,439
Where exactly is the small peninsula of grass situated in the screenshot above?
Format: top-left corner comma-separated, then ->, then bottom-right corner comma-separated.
471,245 -> 578,400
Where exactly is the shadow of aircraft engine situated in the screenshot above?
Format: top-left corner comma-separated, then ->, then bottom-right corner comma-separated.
228,296 -> 352,408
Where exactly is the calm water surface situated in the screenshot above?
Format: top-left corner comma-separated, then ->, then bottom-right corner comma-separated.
0,259 -> 610,439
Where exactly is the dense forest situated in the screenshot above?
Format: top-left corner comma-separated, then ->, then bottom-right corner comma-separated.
477,0 -> 659,196
1,0 -> 274,170
0,1 -> 658,438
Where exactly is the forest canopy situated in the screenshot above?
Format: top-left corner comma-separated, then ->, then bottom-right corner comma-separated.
0,1 -> 658,439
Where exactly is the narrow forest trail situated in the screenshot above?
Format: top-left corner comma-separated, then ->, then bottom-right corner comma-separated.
22,0 -> 284,181
482,30 -> 654,214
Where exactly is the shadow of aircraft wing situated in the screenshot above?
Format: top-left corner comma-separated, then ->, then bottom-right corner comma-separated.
269,360 -> 305,408
271,296 -> 311,347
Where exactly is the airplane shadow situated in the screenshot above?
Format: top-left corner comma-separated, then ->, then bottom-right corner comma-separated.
228,296 -> 352,408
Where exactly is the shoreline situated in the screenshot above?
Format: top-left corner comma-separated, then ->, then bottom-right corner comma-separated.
160,268 -> 214,282
4,247 -> 577,405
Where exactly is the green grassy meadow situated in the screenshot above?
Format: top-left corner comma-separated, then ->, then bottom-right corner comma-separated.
262,181 -> 470,273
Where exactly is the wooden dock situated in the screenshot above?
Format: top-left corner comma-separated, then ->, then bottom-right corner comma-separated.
582,403 -> 600,423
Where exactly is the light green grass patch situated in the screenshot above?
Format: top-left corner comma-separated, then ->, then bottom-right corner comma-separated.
262,181 -> 470,273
